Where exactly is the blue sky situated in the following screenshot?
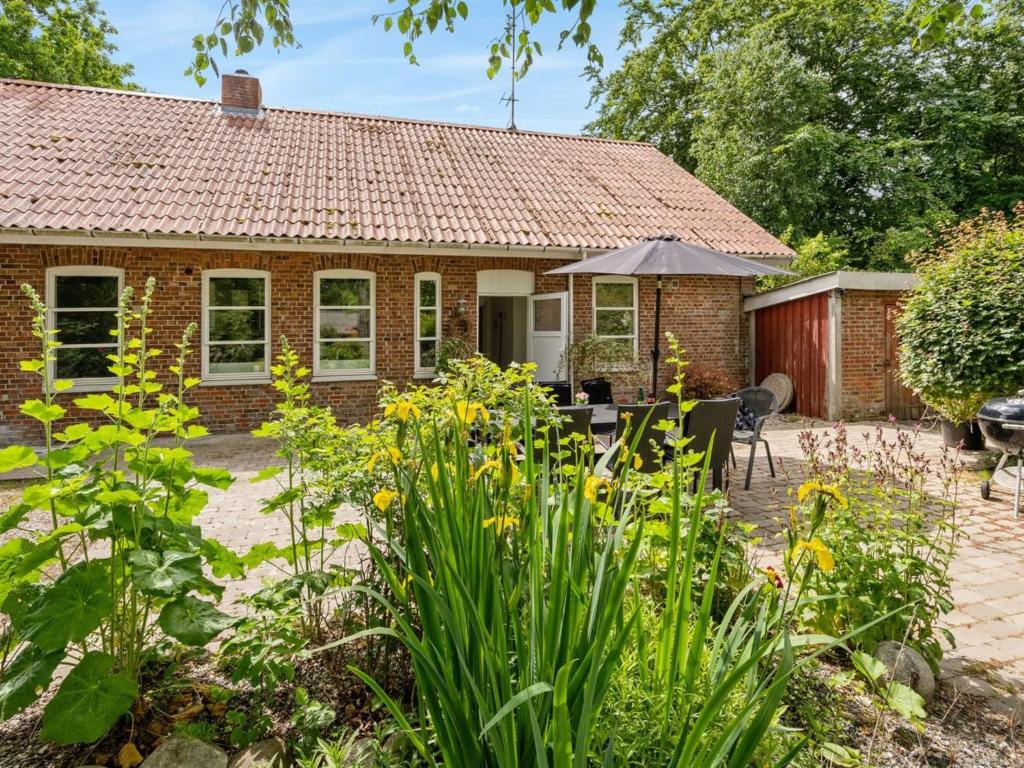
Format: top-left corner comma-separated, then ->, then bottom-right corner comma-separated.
100,1 -> 627,134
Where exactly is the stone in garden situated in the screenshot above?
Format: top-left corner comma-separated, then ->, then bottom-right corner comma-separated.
343,738 -> 376,767
228,737 -> 290,768
874,641 -> 935,703
382,730 -> 410,759
140,735 -> 229,768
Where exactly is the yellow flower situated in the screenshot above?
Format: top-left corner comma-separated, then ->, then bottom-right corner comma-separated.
472,459 -> 501,481
483,514 -> 520,533
385,399 -> 421,422
797,480 -> 848,508
373,488 -> 398,511
366,451 -> 383,472
367,447 -> 401,472
455,400 -> 490,424
791,538 -> 835,573
430,462 -> 440,482
584,475 -> 610,503
388,446 -> 402,464
633,453 -> 643,471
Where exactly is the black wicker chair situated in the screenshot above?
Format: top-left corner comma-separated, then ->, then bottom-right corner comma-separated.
580,377 -> 614,405
612,402 -> 670,473
674,398 -> 740,491
732,386 -> 779,490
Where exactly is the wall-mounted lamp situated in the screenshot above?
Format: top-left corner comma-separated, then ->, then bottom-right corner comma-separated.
455,297 -> 469,316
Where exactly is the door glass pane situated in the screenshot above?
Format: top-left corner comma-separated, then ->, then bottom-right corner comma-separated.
320,341 -> 371,370
54,311 -> 118,344
595,282 -> 634,308
55,347 -> 113,378
208,343 -> 265,374
209,309 -> 265,341
320,278 -> 370,307
419,340 -> 437,369
418,279 -> 437,307
320,309 -> 370,339
595,309 -> 634,336
209,277 -> 265,307
533,298 -> 562,332
418,309 -> 437,338
55,275 -> 119,308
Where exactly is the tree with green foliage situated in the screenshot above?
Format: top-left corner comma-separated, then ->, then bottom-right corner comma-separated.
586,0 -> 1024,271
898,205 -> 1024,424
0,0 -> 136,88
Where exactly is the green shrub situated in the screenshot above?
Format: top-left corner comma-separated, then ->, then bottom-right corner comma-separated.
0,281 -> 241,744
898,205 -> 1024,422
789,423 -> 961,671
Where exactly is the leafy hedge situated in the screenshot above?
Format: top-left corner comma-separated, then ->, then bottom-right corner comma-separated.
898,205 -> 1024,423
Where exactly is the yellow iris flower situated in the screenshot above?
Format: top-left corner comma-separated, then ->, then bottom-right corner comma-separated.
791,538 -> 835,573
483,515 -> 519,533
384,399 -> 421,422
366,446 -> 403,472
797,480 -> 848,509
373,488 -> 399,511
455,400 -> 490,424
584,475 -> 610,503
472,459 -> 502,481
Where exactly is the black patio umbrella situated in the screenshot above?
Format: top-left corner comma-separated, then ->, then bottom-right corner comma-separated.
547,234 -> 792,398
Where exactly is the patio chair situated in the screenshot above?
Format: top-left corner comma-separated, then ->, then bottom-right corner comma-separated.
540,380 -> 573,407
670,398 -> 739,491
612,402 -> 670,473
535,406 -> 593,468
580,378 -> 614,405
732,386 -> 779,490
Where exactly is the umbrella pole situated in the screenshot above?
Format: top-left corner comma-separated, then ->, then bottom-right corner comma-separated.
651,277 -> 662,399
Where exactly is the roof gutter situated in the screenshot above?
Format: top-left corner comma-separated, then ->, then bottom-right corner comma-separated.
0,228 -> 598,260
0,227 -> 791,264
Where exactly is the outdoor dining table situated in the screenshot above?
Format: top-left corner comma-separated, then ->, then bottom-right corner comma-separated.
589,402 -> 681,433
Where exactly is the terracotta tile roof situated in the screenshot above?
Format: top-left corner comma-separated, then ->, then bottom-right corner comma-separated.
0,79 -> 793,257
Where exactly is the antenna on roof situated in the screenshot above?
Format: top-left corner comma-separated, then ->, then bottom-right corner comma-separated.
499,8 -> 520,131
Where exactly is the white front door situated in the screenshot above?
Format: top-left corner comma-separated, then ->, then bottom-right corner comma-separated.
527,292 -> 568,381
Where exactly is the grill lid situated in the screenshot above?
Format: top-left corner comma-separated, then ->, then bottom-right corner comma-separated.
978,396 -> 1024,424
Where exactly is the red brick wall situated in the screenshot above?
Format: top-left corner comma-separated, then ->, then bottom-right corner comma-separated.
840,290 -> 893,419
570,273 -> 753,401
0,244 -> 752,442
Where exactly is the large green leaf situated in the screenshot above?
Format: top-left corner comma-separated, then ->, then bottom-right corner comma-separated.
192,466 -> 234,490
39,652 -> 137,744
0,446 -> 37,474
158,596 -> 237,646
0,538 -> 58,606
128,550 -> 202,598
0,647 -> 63,724
0,643 -> 62,720
18,562 -> 111,651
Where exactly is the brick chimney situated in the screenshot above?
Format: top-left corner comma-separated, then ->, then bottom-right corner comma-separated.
220,69 -> 262,116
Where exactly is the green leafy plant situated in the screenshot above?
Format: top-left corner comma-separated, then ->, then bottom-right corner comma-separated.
315,339 -> 853,766
558,333 -> 646,389
898,205 -> 1024,423
851,650 -> 926,726
0,280 -> 240,744
791,423 -> 961,671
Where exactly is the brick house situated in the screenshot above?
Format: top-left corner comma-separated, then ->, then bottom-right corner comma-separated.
745,271 -> 922,420
0,73 -> 793,442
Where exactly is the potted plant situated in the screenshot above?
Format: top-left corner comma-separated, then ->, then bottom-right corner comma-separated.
898,205 -> 1024,448
558,334 -> 646,393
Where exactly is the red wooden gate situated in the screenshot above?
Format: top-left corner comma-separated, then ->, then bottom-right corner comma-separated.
754,293 -> 829,418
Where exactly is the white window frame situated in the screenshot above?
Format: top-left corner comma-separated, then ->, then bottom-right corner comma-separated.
414,272 -> 441,377
592,275 -> 639,355
201,268 -> 271,384
313,269 -> 376,380
45,265 -> 124,392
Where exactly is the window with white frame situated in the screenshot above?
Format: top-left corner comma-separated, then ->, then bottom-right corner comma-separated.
593,276 -> 638,354
315,270 -> 375,377
414,272 -> 441,375
202,269 -> 270,381
46,266 -> 123,387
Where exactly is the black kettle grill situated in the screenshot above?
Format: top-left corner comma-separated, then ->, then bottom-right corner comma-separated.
977,395 -> 1024,518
